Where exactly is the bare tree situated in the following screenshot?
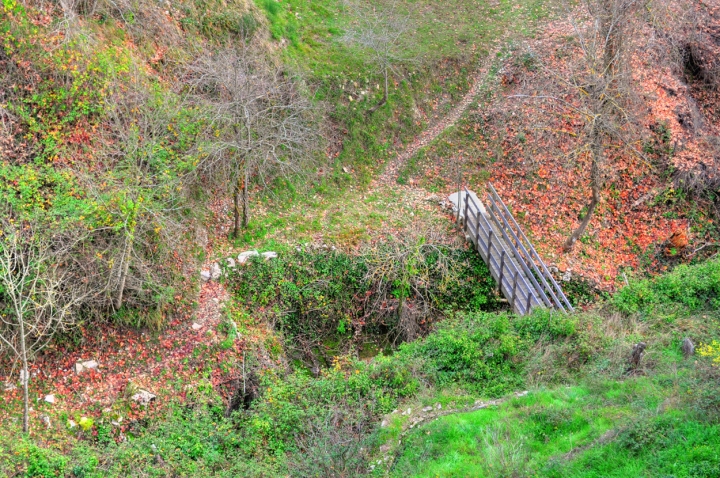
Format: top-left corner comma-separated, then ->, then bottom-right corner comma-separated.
73,78 -> 191,314
560,0 -> 643,252
188,45 -> 320,236
510,0 -> 644,251
341,0 -> 415,110
0,214 -> 93,433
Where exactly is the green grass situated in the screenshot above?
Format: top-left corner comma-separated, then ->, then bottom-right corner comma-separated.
249,0 -> 555,187
390,377 -> 720,477
235,185 -> 450,250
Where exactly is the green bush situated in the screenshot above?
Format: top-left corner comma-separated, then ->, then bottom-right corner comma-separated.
21,441 -> 68,478
614,258 -> 720,314
397,310 -> 577,396
228,247 -> 496,350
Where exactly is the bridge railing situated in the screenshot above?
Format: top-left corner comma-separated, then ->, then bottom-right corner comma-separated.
486,184 -> 574,313
462,188 -> 541,315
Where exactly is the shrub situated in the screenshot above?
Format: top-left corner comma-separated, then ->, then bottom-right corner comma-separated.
614,258 -> 720,314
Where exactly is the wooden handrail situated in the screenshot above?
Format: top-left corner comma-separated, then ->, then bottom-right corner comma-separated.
486,184 -> 574,312
485,198 -> 554,309
464,192 -> 540,314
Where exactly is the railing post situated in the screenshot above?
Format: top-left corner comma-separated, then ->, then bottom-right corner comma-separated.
511,270 -> 518,304
463,192 -> 469,230
526,291 -> 532,314
475,209 -> 481,253
488,229 -> 493,254
498,250 -> 506,294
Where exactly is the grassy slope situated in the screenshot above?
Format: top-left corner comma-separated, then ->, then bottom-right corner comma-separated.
386,259 -> 720,477
235,0 -> 552,250
1,258 -> 718,477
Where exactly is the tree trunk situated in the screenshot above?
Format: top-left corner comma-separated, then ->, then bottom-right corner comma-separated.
115,234 -> 133,310
383,66 -> 389,105
565,124 -> 603,252
19,319 -> 29,433
242,166 -> 250,229
233,176 -> 242,238
563,189 -> 599,252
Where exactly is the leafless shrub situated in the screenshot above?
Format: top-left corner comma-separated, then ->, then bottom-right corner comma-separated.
0,212 -> 99,432
187,43 -> 322,235
673,136 -> 720,197
361,229 -> 463,343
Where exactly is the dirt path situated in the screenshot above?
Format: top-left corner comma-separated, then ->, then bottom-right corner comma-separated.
377,57 -> 497,185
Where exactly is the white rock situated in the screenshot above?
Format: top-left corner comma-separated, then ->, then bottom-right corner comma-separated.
82,360 -> 99,370
44,394 -> 55,404
447,189 -> 487,221
261,251 -> 277,260
74,363 -> 85,374
40,414 -> 51,429
435,403 -> 442,410
422,406 -> 433,412
3,382 -> 16,391
191,322 -> 203,331
238,250 -> 259,264
381,419 -> 389,428
342,166 -> 350,174
210,263 -> 221,280
200,270 -> 211,282
226,257 -> 236,268
131,389 -> 156,406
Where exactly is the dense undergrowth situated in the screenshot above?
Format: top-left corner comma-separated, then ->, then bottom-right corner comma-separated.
227,244 -> 497,356
3,0 -> 720,476
2,257 -> 718,476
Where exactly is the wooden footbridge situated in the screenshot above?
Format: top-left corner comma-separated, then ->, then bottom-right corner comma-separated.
451,184 -> 574,315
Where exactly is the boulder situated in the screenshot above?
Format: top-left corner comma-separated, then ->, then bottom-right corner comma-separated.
447,189 -> 486,221
44,394 -> 55,404
75,360 -> 98,374
226,257 -> 236,268
3,382 -> 16,392
261,251 -> 278,260
210,263 -> 221,280
682,337 -> 695,358
82,360 -> 99,370
40,414 -> 51,429
238,250 -> 259,264
131,389 -> 157,406
200,270 -> 211,282
191,322 -> 203,331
